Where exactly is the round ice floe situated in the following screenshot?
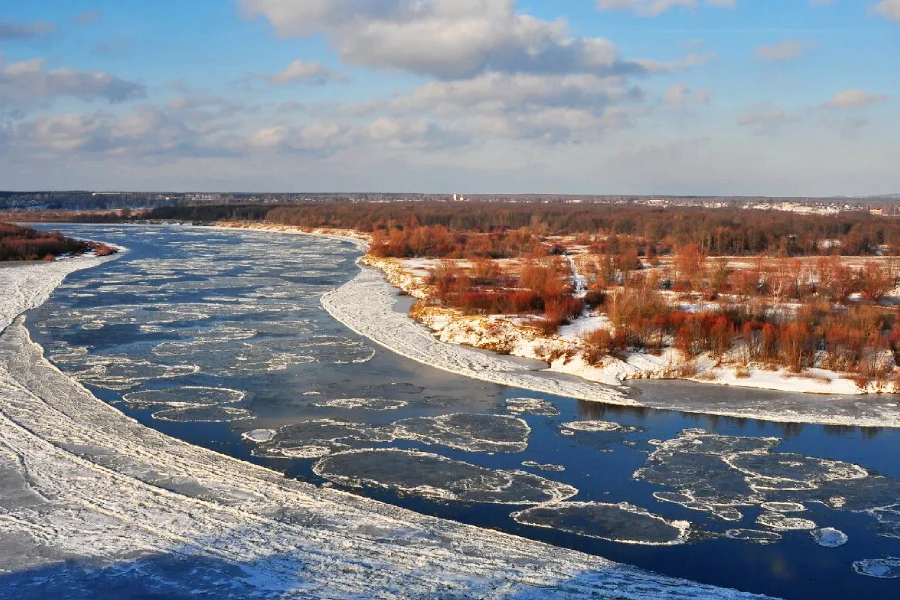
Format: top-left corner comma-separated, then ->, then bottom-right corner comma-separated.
725,529 -> 783,545
314,398 -> 408,411
505,398 -> 559,417
124,387 -> 246,408
71,357 -> 199,391
521,461 -> 566,472
562,420 -> 644,434
391,413 -> 531,453
756,511 -> 817,531
241,429 -> 277,443
314,448 -> 577,505
760,502 -> 807,514
253,419 -> 393,458
511,502 -> 690,546
152,405 -> 253,423
852,557 -> 900,579
727,452 -> 868,485
811,528 -> 848,548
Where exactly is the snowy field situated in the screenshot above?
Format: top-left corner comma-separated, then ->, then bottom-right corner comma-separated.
0,258 -> 774,597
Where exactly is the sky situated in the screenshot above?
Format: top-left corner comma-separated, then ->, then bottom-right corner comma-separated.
0,0 -> 897,195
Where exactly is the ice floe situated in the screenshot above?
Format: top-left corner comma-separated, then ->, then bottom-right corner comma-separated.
811,527 -> 848,547
314,397 -> 408,411
724,529 -> 783,545
123,386 -> 246,408
240,429 -> 276,443
390,413 -> 531,453
505,397 -> 560,416
151,405 -> 254,423
759,502 -> 807,513
250,419 -> 393,458
314,448 -> 578,505
852,557 -> 900,578
756,511 -> 817,531
562,420 -> 645,434
522,461 -> 566,472
511,502 -> 691,546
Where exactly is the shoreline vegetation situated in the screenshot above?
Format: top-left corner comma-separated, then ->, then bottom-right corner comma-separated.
211,219 -> 897,397
0,222 -> 116,262
9,201 -> 900,396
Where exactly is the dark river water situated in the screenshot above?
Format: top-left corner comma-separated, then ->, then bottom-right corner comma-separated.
24,224 -> 900,599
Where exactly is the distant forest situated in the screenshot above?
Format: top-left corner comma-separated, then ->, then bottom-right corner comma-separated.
0,223 -> 115,261
139,202 -> 900,257
7,201 -> 900,257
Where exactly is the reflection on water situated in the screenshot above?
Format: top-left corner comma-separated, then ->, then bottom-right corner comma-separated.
22,224 -> 900,600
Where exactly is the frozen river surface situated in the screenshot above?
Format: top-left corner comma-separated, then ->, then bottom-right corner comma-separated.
1,224 -> 899,599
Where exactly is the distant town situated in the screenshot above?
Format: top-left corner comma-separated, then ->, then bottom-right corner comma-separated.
2,190 -> 900,217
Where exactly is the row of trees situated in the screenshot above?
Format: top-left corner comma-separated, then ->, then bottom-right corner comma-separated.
0,223 -> 114,261
262,203 -> 900,257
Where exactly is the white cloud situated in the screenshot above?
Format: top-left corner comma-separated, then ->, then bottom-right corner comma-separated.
268,60 -> 345,86
241,0 -> 666,79
344,72 -> 645,143
0,56 -> 145,108
872,0 -> 900,20
823,89 -> 888,109
596,0 -> 735,17
755,40 -> 807,63
368,117 -> 469,150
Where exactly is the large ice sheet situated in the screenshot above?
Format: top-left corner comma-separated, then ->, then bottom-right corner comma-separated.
314,448 -> 577,504
512,502 -> 691,546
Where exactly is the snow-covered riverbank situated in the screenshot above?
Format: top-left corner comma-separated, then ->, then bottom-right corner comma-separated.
323,260 -> 900,428
0,251 -> 769,597
201,221 -> 900,427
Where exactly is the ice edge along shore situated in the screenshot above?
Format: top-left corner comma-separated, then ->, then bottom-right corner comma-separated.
215,222 -> 898,430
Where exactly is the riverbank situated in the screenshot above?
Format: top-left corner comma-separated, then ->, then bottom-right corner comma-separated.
208,221 -> 900,427
216,222 -> 884,396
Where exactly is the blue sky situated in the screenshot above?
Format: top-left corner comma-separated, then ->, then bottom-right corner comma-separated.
0,0 -> 897,195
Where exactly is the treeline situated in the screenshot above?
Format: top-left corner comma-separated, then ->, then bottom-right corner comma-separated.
18,201 -> 900,257
259,203 -> 900,257
0,192 -> 180,211
0,223 -> 115,261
